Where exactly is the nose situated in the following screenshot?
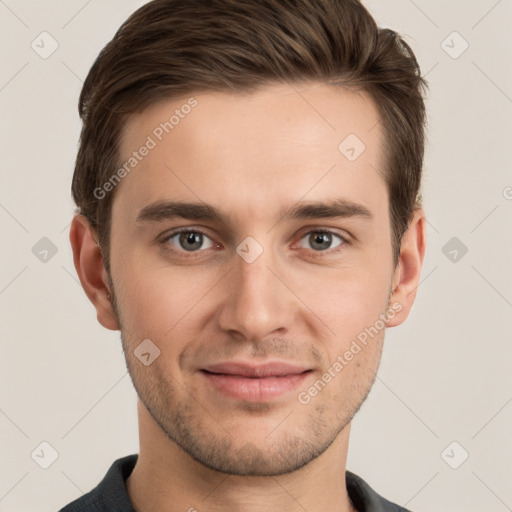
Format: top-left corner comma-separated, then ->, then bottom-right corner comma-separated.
216,241 -> 297,342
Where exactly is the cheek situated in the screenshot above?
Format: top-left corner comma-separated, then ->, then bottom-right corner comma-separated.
113,253 -> 218,341
295,265 -> 392,342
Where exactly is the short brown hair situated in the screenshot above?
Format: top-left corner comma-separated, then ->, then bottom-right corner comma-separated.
72,0 -> 427,273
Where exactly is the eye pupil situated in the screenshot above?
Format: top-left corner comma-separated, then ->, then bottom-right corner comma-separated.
169,230 -> 342,255
310,232 -> 332,251
180,232 -> 203,251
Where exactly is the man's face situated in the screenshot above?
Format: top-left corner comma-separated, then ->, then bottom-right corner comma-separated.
108,81 -> 398,476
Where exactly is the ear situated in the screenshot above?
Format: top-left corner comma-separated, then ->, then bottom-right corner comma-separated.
69,214 -> 120,331
386,207 -> 427,327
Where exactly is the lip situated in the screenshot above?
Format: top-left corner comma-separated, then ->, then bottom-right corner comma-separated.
203,361 -> 310,377
200,361 -> 312,402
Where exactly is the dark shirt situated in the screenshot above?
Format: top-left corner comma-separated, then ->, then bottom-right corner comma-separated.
59,454 -> 412,512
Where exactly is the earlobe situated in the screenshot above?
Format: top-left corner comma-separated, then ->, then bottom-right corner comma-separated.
69,214 -> 120,331
386,208 -> 427,328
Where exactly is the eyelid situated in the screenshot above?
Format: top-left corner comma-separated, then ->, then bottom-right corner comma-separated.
296,225 -> 352,243
293,227 -> 349,257
160,227 -> 217,252
159,226 -> 351,256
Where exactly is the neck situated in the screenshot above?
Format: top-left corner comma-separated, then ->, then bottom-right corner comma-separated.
127,400 -> 358,512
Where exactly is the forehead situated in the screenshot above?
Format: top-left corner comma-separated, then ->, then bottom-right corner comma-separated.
113,81 -> 385,224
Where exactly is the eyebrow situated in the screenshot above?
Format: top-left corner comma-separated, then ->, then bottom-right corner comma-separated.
135,198 -> 373,227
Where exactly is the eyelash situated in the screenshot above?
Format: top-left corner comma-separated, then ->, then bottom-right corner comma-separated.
159,227 -> 350,259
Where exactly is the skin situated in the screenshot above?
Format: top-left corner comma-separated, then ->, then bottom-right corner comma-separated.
70,81 -> 426,512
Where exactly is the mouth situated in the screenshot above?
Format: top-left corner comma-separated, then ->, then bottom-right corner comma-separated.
200,361 -> 313,402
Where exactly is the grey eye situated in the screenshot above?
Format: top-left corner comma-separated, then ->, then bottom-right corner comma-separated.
167,231 -> 215,252
299,231 -> 343,251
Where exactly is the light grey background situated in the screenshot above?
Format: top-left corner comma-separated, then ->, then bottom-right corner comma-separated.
1,1 -> 511,511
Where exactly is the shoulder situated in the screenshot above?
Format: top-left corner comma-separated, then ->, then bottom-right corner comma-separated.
346,471 -> 413,512
58,454 -> 138,512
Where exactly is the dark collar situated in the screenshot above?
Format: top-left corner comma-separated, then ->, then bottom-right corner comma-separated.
59,454 -> 411,512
